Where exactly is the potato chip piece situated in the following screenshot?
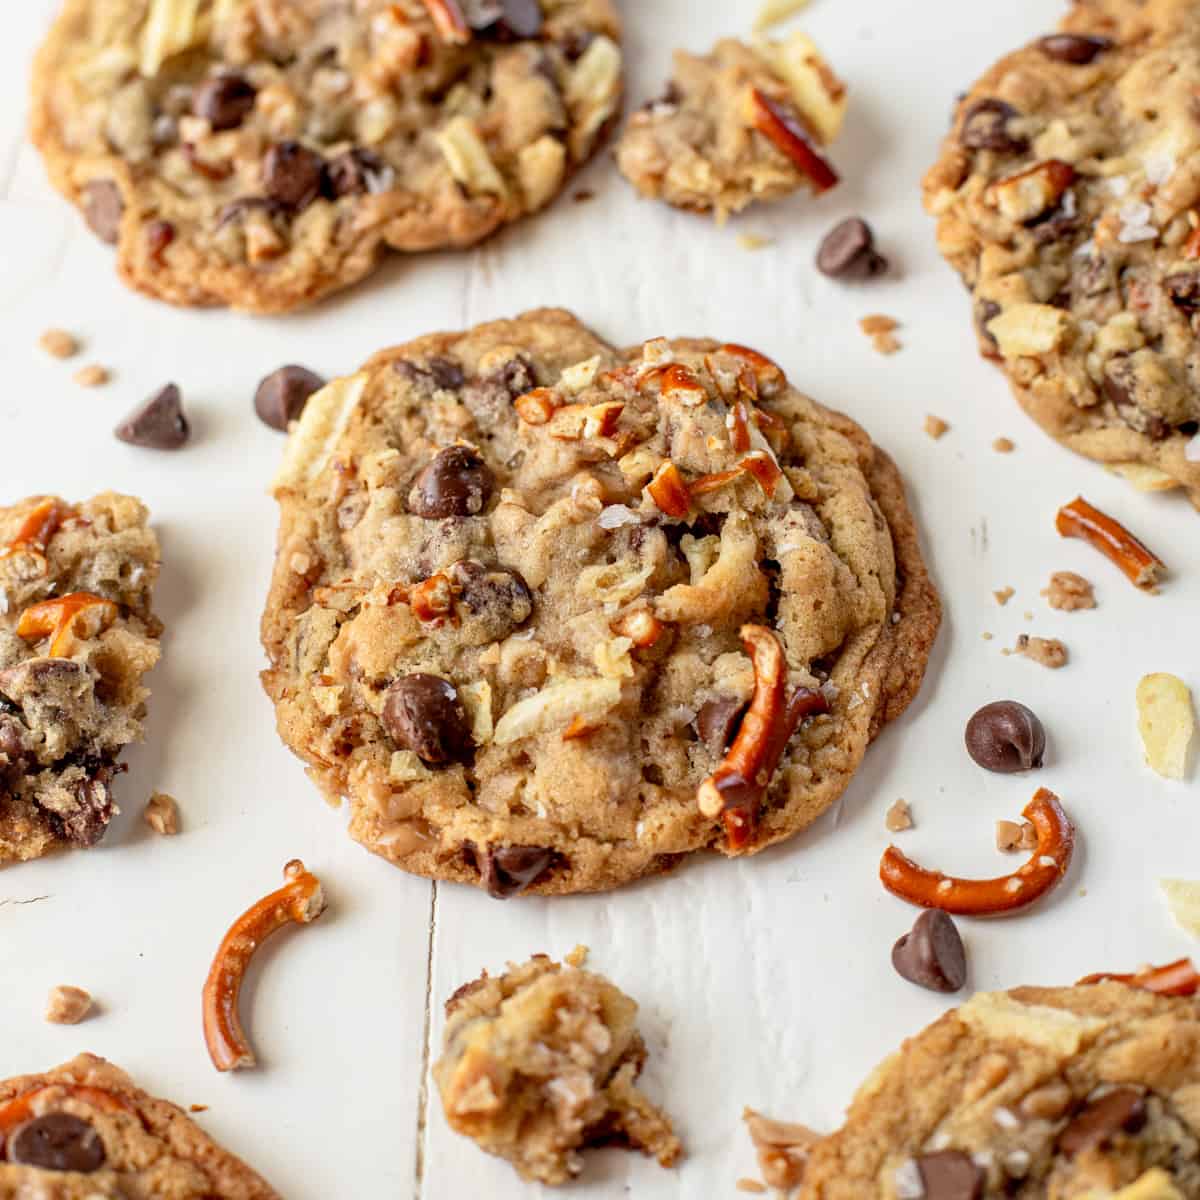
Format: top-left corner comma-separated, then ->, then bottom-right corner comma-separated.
1106,463 -> 1181,493
1160,879 -> 1200,939
753,31 -> 847,146
753,0 -> 810,31
1137,673 -> 1195,781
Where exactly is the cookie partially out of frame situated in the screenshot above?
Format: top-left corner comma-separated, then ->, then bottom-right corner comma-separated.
0,1053 -> 277,1197
261,308 -> 939,896
799,982 -> 1200,1197
31,0 -> 622,313
924,0 -> 1200,506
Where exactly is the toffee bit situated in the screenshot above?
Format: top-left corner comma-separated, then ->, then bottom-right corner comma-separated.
924,414 -> 949,439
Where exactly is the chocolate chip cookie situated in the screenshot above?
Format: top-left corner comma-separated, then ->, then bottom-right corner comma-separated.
433,953 -> 680,1184
924,0 -> 1200,506
0,1053 -> 276,1197
798,982 -> 1200,1197
617,31 -> 845,218
31,0 -> 622,313
261,309 -> 939,895
0,493 -> 161,864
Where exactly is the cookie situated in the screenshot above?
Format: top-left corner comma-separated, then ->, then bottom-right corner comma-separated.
923,0 -> 1200,507
0,1053 -> 276,1197
433,953 -> 680,1184
0,493 -> 161,864
616,31 -> 845,218
260,309 -> 939,895
31,0 -> 623,314
799,982 -> 1200,1197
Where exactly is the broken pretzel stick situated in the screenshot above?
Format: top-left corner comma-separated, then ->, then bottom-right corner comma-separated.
17,593 -> 118,658
202,859 -> 327,1072
1,498 -> 74,575
1055,496 -> 1164,589
1078,957 -> 1199,997
0,1085 -> 130,1136
880,788 -> 1075,916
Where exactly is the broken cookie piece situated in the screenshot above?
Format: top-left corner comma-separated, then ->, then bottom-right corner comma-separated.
0,493 -> 161,864
434,953 -> 681,1185
616,31 -> 844,218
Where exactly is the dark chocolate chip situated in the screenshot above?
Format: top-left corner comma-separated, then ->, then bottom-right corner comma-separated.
915,1151 -> 984,1200
449,560 -> 533,641
0,714 -> 27,770
1037,34 -> 1112,64
9,1114 -> 106,1173
975,299 -> 1001,348
463,0 -> 543,38
1165,270 -> 1200,311
408,446 -> 494,519
560,28 -> 597,61
1058,1087 -> 1147,1157
470,843 -> 556,899
263,141 -> 325,210
815,217 -> 888,279
1103,359 -> 1171,439
254,365 -> 325,431
115,383 -> 190,450
965,701 -> 1045,773
696,697 -> 747,754
382,674 -> 472,765
215,196 -> 287,229
82,181 -> 123,244
396,357 -> 466,391
144,219 -> 176,263
324,148 -> 394,198
192,73 -> 257,131
891,910 -> 967,993
960,98 -> 1028,154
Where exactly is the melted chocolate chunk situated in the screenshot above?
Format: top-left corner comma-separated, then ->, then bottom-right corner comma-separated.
960,98 -> 1027,154
1037,34 -> 1112,64
1059,1087 -> 1147,1157
408,447 -> 494,519
915,1151 -> 984,1200
382,674 -> 472,765
263,141 -> 325,210
696,697 -> 747,754
82,181 -> 123,244
192,73 -> 257,131
8,1114 -> 106,1173
468,842 -> 557,898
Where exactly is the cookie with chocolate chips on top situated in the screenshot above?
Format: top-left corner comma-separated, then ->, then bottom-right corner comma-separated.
0,492 -> 161,865
924,0 -> 1200,506
31,0 -> 623,313
260,309 -> 940,896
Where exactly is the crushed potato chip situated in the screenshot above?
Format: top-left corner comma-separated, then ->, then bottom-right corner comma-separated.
753,0 -> 810,31
140,0 -> 205,77
1106,463 -> 1181,493
986,304 -> 1071,358
1160,879 -> 1200,939
435,116 -> 507,196
493,678 -> 622,745
1137,673 -> 1195,781
753,31 -> 847,146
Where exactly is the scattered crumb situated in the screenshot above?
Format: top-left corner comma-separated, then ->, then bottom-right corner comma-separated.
565,944 -> 590,968
994,587 -> 1014,606
753,0 -> 809,31
189,1104 -> 210,1113
860,314 -> 901,356
737,1181 -> 769,1195
1079,888 -> 1088,897
1042,571 -> 1096,612
992,437 -> 1015,453
885,799 -> 913,833
1015,635 -> 1068,669
38,328 -> 79,359
996,820 -> 1037,852
572,189 -> 594,204
45,985 -> 93,1025
924,414 -> 949,439
737,233 -> 774,251
981,632 -> 994,641
744,1109 -> 820,1193
1023,611 -> 1034,621
72,364 -> 110,388
144,791 -> 180,836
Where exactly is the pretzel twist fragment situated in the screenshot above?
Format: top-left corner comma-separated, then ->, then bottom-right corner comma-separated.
17,593 -> 119,657
1056,496 -> 1164,589
1078,957 -> 1199,997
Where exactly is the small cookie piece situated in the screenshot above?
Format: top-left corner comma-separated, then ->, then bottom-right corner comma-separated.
143,791 -> 179,835
44,985 -> 92,1025
617,32 -> 843,218
31,1 -> 623,314
434,954 -> 680,1185
0,493 -> 161,864
1043,570 -> 1096,611
1016,634 -> 1068,669
798,982 -> 1200,1196
38,329 -> 78,359
0,1053 -> 277,1196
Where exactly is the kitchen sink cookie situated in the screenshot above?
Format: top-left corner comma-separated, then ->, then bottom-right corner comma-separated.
0,1053 -> 277,1197
0,493 -> 161,864
433,953 -> 680,1185
924,0 -> 1200,506
617,31 -> 845,218
31,0 -> 622,314
797,981 -> 1200,1197
261,308 -> 940,896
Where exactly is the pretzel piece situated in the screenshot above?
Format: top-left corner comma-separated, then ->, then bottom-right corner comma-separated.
17,593 -> 118,657
1056,496 -> 1164,589
1078,958 -> 1199,997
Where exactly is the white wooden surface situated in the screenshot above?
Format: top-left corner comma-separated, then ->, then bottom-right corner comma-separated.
1,3 -> 1197,1197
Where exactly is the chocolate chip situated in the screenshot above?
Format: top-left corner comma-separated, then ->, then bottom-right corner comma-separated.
1037,34 -> 1112,64
82,181 -> 123,244
696,697 -> 747,754
1103,359 -> 1171,440
254,365 -> 325,431
915,1151 -> 984,1200
816,217 -> 888,280
408,447 -> 494,519
144,219 -> 176,263
891,910 -> 967,993
463,0 -> 543,38
470,843 -> 556,899
382,674 -> 472,765
192,73 -> 257,131
975,299 -> 1001,348
115,383 -> 190,450
1165,270 -> 1200,311
449,560 -> 533,642
324,148 -> 393,198
9,1114 -> 106,1173
965,701 -> 1045,773
1058,1087 -> 1147,1157
0,714 -> 27,770
216,196 -> 287,229
263,141 -> 325,210
395,357 -> 466,392
959,98 -> 1028,154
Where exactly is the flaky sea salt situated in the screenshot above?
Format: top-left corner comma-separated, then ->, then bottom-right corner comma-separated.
1144,153 -> 1175,186
1118,200 -> 1156,244
1107,175 -> 1130,197
894,1160 -> 925,1200
597,504 -> 641,530
1186,431 -> 1200,463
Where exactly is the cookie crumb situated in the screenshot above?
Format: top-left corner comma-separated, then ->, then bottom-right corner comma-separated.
981,632 -> 994,641
1015,635 -> 1068,669
1042,571 -> 1096,612
743,1109 -> 820,1193
860,314 -> 901,356
45,985 -> 92,1025
565,944 -> 589,968
885,799 -> 913,832
144,791 -> 180,836
572,189 -> 594,204
753,0 -> 809,31
38,328 -> 79,359
996,820 -> 1037,852
992,437 -> 1015,453
73,364 -> 110,388
737,1181 -> 768,1195
923,414 -> 949,439
737,232 -> 774,251
189,1104 -> 210,1113
993,587 -> 1014,606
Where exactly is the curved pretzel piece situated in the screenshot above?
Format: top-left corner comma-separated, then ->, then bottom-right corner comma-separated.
1056,497 -> 1164,589
17,593 -> 118,657
1,498 -> 74,576
202,860 -> 327,1072
1078,958 -> 1199,997
880,788 -> 1075,916
698,626 -> 829,851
